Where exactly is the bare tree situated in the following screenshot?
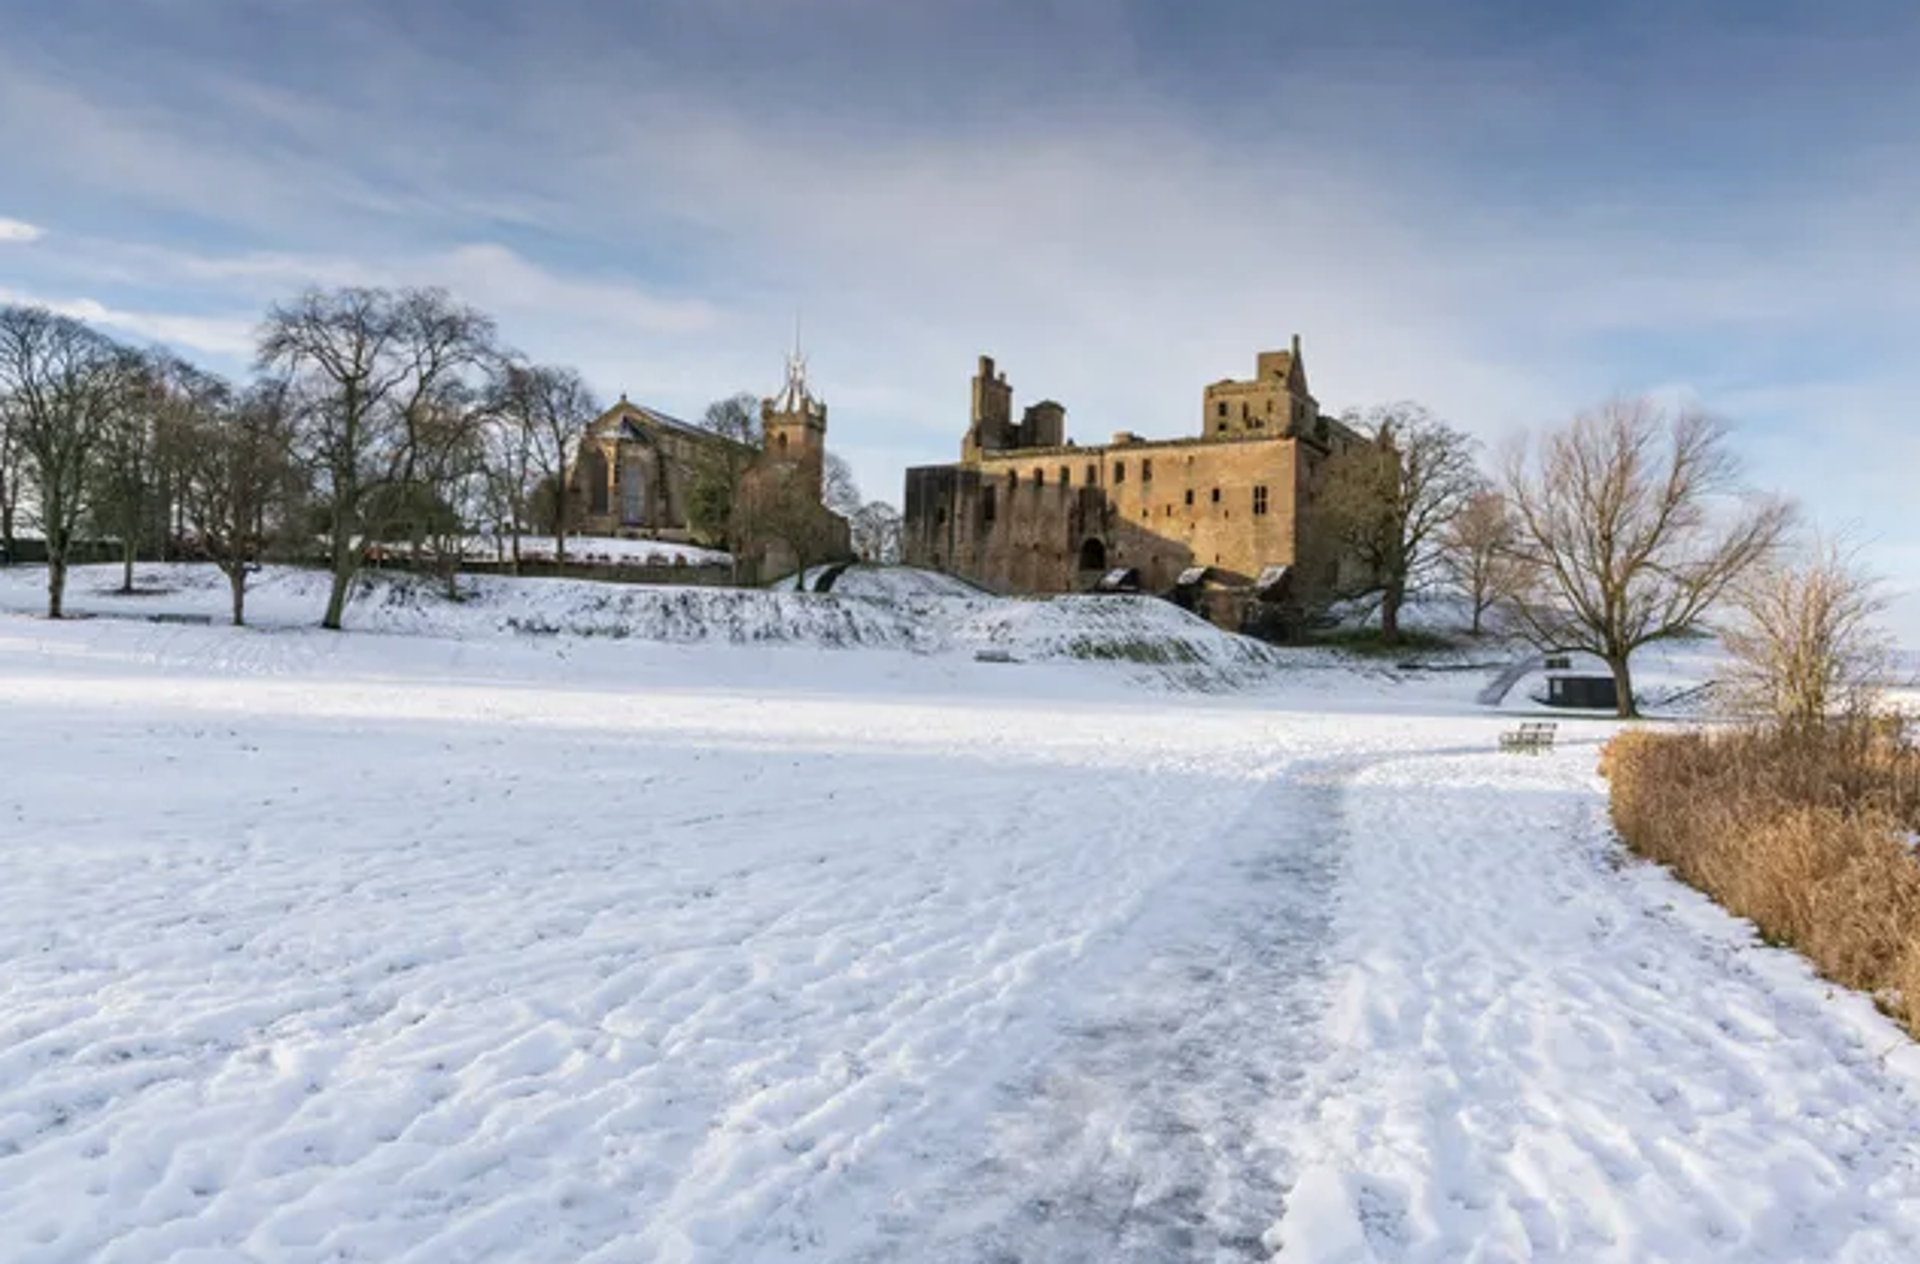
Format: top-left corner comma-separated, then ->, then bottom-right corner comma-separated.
850,500 -> 902,564
93,353 -> 200,594
489,361 -> 597,567
410,397 -> 490,600
823,451 -> 862,519
180,379 -> 303,626
259,287 -> 497,629
0,305 -> 141,617
1504,397 -> 1793,717
1312,402 -> 1481,644
687,392 -> 762,548
1442,489 -> 1530,637
1720,534 -> 1893,733
734,467 -> 848,588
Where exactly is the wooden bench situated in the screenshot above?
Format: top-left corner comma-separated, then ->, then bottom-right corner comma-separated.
1499,720 -> 1558,753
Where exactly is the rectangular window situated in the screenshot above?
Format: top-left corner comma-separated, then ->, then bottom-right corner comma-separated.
1184,489 -> 1194,507
1086,463 -> 1097,485
1059,465 -> 1071,486
1253,485 -> 1269,516
1142,458 -> 1153,483
1210,488 -> 1221,504
1113,461 -> 1126,483
1216,401 -> 1228,418
983,486 -> 997,524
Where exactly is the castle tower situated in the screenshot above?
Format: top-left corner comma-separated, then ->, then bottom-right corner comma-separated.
761,340 -> 828,499
963,355 -> 1014,461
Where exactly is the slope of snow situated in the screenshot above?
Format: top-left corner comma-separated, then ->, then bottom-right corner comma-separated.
0,566 -> 1295,686
4,613 -> 1920,1261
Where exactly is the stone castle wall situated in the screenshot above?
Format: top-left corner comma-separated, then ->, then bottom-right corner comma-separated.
903,342 -> 1352,617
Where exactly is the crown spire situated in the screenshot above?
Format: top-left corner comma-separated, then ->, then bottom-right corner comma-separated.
775,310 -> 818,414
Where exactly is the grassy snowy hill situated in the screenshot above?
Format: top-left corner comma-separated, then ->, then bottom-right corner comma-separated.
0,562 -> 1296,687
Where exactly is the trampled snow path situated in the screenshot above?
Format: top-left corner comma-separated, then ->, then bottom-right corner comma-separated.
840,761 -> 1355,1262
4,617 -> 1920,1262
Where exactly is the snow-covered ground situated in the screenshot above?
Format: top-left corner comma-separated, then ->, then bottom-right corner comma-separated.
0,565 -> 1291,688
4,571 -> 1920,1261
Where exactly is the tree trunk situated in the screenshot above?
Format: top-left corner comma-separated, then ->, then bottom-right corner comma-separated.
323,566 -> 352,630
47,556 -> 66,620
1469,601 -> 1485,638
121,533 -> 137,594
229,567 -> 247,627
324,520 -> 356,630
1379,582 -> 1404,645
1608,653 -> 1638,719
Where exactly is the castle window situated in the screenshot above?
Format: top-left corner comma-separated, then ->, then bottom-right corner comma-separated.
777,432 -> 789,453
1210,488 -> 1221,504
1216,401 -> 1227,419
1217,422 -> 1228,434
1253,485 -> 1269,516
982,486 -> 997,524
1113,461 -> 1125,483
1142,458 -> 1153,483
1086,463 -> 1097,485
1185,489 -> 1194,507
1033,468 -> 1045,487
1059,465 -> 1071,486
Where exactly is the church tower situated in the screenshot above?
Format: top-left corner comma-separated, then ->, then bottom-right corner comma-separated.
761,340 -> 828,499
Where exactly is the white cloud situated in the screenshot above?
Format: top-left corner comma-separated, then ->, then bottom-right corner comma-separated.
0,217 -> 43,243
0,287 -> 255,357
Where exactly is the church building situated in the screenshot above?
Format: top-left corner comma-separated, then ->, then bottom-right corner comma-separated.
568,347 -> 851,581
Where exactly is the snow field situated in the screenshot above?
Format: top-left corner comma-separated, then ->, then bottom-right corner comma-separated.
0,618 -> 1463,1261
3,608 -> 1919,1261
1279,746 -> 1920,1262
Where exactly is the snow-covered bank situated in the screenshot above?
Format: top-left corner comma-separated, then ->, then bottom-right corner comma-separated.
2,614 -> 1917,1260
0,563 -> 1294,688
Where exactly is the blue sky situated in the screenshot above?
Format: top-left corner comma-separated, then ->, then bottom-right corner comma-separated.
3,0 -> 1917,634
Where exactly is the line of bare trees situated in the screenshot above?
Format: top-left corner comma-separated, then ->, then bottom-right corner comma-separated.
0,288 -> 888,628
1303,395 -> 1881,720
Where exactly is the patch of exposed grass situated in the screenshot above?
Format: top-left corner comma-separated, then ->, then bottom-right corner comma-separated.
1064,636 -> 1204,665
1306,626 -> 1462,658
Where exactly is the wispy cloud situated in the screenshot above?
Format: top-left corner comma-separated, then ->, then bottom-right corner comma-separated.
0,217 -> 43,243
0,286 -> 255,357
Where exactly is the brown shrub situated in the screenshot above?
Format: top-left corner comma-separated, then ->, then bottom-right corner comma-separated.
1603,721 -> 1920,1038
